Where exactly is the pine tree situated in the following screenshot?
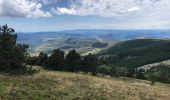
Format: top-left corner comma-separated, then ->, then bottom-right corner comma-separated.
0,25 -> 28,72
37,52 -> 48,66
66,49 -> 81,72
82,53 -> 98,73
47,49 -> 65,70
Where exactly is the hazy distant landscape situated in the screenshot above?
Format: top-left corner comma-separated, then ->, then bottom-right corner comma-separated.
17,29 -> 170,55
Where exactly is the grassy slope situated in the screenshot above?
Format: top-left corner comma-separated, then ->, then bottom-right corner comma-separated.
0,69 -> 170,100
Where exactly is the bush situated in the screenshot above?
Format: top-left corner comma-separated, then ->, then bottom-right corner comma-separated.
114,67 -> 129,77
97,65 -> 113,75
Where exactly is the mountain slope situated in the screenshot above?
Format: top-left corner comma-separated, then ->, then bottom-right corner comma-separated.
100,39 -> 170,68
0,69 -> 170,100
17,29 -> 170,55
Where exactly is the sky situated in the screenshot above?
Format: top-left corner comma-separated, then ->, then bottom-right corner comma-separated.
0,0 -> 170,32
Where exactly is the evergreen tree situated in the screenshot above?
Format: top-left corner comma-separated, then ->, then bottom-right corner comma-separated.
47,49 -> 65,70
0,25 -> 28,71
38,52 -> 48,66
66,49 -> 81,72
82,53 -> 98,73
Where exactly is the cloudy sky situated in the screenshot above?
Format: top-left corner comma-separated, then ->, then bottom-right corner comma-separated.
0,0 -> 169,32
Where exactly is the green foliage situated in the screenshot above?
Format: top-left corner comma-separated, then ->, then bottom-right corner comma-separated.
66,49 -> 81,72
37,52 -> 48,66
114,66 -> 129,77
25,56 -> 38,65
0,25 -> 28,73
82,53 -> 98,73
99,39 -> 170,79
97,65 -> 113,75
145,64 -> 170,83
47,49 -> 65,70
107,39 -> 169,54
26,49 -> 99,74
25,52 -> 48,67
101,39 -> 170,68
145,71 -> 158,83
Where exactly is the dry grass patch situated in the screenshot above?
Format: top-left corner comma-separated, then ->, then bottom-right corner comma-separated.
0,69 -> 170,100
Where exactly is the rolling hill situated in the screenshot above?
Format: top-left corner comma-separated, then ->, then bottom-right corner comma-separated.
99,39 -> 170,68
0,69 -> 170,100
17,29 -> 170,56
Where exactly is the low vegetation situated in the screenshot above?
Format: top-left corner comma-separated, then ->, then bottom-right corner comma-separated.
0,69 -> 170,100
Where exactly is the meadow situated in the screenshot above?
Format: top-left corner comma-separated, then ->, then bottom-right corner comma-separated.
0,68 -> 170,100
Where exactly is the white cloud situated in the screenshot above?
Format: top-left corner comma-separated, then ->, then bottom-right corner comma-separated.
53,0 -> 142,17
53,0 -> 170,18
1,0 -> 170,29
52,7 -> 76,15
0,0 -> 52,18
127,7 -> 139,12
51,0 -> 170,28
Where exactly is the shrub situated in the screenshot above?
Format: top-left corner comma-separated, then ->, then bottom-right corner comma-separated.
97,65 -> 113,75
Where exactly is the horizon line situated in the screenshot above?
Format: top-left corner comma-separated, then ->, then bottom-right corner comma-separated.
16,28 -> 170,33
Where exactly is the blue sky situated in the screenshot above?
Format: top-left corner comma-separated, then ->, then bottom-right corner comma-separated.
0,0 -> 170,32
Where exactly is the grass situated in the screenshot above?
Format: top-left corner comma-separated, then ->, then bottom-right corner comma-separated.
0,69 -> 170,100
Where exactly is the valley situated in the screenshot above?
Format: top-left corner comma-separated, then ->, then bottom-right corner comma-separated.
17,29 -> 170,56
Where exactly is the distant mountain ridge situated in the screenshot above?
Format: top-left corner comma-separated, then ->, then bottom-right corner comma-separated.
17,29 -> 170,55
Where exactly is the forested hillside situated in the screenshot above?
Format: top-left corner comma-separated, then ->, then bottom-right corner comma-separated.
100,39 -> 170,68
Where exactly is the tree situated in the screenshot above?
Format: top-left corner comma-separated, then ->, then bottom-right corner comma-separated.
47,49 -> 65,70
66,49 -> 81,72
82,53 -> 98,73
0,25 -> 28,72
37,52 -> 48,66
97,65 -> 113,75
145,64 -> 170,83
25,56 -> 38,65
